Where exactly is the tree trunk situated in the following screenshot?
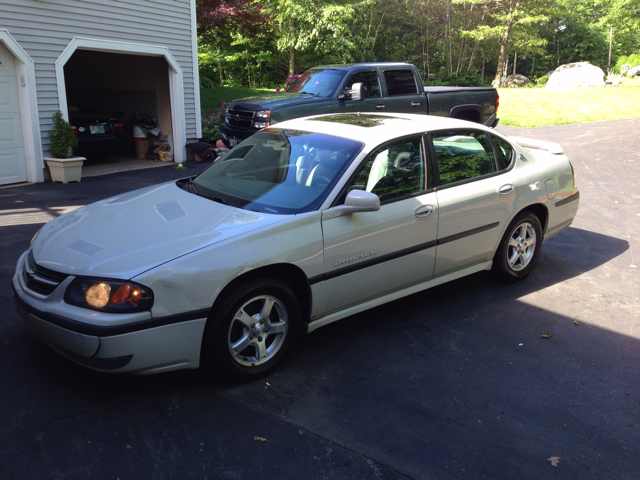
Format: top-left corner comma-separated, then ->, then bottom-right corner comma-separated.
218,61 -> 225,86
530,52 -> 535,78
288,18 -> 295,75
513,52 -> 517,75
493,9 -> 517,86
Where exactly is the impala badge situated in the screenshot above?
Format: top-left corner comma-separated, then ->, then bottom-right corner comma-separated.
334,251 -> 377,267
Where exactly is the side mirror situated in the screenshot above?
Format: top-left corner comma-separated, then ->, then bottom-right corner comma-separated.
322,190 -> 380,220
338,82 -> 365,101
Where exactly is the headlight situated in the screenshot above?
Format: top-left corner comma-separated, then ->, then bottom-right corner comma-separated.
254,121 -> 270,129
65,277 -> 153,313
255,110 -> 271,119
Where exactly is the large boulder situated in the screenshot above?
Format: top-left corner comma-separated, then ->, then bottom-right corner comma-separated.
503,74 -> 532,87
546,62 -> 605,88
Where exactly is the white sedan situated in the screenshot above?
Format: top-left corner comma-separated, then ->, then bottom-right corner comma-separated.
12,113 -> 579,380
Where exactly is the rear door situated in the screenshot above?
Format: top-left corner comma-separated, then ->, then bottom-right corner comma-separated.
429,129 -> 516,276
320,134 -> 438,315
381,67 -> 426,113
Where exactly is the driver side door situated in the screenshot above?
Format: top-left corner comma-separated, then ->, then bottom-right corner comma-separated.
338,70 -> 386,113
318,135 -> 438,315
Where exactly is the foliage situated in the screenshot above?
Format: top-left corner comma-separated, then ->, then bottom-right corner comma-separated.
424,70 -> 487,87
536,74 -> 550,84
276,74 -> 301,92
615,53 -> 640,73
48,110 -> 78,159
202,126 -> 221,143
195,0 -> 640,90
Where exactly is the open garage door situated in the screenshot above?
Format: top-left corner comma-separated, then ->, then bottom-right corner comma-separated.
63,50 -> 173,162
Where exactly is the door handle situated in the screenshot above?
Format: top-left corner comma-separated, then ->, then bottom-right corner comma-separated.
411,101 -> 421,107
499,184 -> 514,195
376,104 -> 385,109
415,204 -> 434,218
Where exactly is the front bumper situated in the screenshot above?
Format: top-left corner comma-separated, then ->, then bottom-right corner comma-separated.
12,251 -> 207,374
219,123 -> 259,144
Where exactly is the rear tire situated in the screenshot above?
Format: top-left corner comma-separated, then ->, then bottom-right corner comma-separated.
201,278 -> 301,381
491,212 -> 542,282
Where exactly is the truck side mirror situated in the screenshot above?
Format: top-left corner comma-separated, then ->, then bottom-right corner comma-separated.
339,82 -> 365,101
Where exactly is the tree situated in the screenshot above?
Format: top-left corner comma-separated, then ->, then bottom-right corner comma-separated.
262,0 -> 366,75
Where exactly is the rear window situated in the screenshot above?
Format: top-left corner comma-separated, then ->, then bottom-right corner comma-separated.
383,69 -> 419,96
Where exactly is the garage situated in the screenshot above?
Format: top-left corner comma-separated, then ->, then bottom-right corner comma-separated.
63,49 -> 173,169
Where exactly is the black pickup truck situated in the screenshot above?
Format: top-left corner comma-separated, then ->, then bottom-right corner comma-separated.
219,62 -> 499,146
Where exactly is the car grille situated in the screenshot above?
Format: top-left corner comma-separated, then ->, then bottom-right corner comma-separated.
226,108 -> 255,129
22,251 -> 68,296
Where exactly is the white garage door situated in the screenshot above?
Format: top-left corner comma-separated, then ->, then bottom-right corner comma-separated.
0,42 -> 26,185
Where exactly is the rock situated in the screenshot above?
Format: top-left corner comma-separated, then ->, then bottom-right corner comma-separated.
503,74 -> 532,87
546,62 -> 605,88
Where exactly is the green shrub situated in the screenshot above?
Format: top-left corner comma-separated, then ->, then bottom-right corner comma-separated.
424,70 -> 485,87
536,75 -> 550,85
48,110 -> 78,158
615,53 -> 640,74
202,126 -> 220,143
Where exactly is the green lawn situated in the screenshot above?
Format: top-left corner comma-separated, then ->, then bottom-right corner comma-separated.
201,86 -> 274,116
201,84 -> 640,128
498,85 -> 640,127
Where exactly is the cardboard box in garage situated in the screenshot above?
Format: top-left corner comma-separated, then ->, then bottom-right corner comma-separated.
134,139 -> 149,160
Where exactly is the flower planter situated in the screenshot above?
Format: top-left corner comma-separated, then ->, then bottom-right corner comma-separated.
45,157 -> 85,183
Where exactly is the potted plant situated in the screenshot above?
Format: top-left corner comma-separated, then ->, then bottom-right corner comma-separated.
44,110 -> 84,183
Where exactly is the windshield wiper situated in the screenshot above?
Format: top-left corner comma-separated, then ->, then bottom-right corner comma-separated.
210,196 -> 238,208
179,177 -> 199,195
187,177 -> 198,195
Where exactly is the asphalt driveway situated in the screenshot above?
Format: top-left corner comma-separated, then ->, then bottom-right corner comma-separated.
1,118 -> 638,479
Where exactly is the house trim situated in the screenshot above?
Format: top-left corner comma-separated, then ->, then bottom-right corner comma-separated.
55,37 -> 186,162
0,29 -> 45,183
190,0 -> 202,139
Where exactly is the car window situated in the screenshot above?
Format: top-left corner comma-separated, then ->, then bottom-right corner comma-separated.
431,130 -> 497,186
383,69 -> 419,96
347,136 -> 425,203
344,71 -> 381,98
193,129 -> 363,214
490,134 -> 514,170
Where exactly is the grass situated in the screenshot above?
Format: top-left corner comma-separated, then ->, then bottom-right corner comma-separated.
200,86 -> 274,116
200,82 -> 640,128
498,83 -> 640,127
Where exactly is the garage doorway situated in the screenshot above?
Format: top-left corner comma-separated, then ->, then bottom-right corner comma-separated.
63,50 -> 172,166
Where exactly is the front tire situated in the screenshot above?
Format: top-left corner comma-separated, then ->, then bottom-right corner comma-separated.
201,278 -> 301,381
491,212 -> 542,282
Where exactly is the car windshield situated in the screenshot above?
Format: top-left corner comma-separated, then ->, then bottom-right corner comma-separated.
287,69 -> 346,97
192,129 -> 363,214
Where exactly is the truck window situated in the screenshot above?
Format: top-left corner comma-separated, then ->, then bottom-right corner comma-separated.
383,69 -> 419,96
345,71 -> 381,98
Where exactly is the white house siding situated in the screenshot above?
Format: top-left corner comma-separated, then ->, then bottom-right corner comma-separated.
0,0 -> 199,159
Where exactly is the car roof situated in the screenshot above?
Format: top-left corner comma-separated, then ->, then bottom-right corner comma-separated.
272,113 -> 492,147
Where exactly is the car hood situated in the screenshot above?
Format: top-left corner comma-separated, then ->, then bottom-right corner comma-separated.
31,182 -> 289,279
230,93 -> 326,111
